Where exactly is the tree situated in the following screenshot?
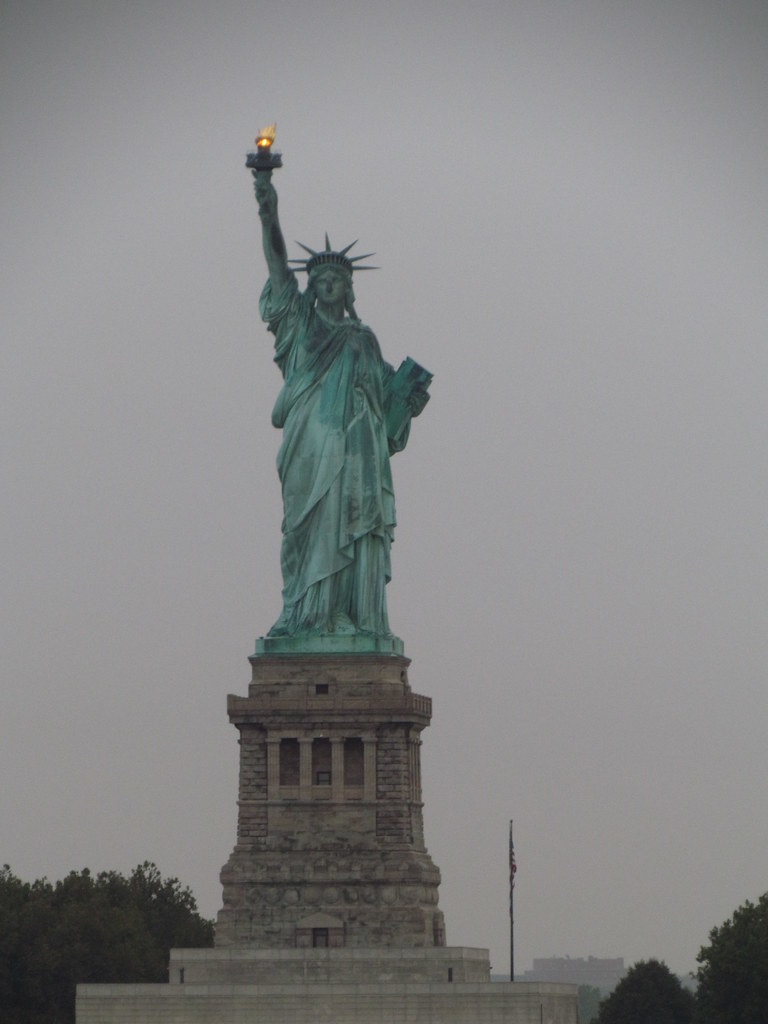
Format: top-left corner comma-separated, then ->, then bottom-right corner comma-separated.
0,866 -> 32,1016
578,983 -> 602,1023
0,862 -> 213,1024
595,959 -> 694,1024
695,892 -> 768,1024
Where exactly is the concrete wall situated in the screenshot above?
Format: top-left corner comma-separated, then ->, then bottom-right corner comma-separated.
77,981 -> 579,1024
168,945 -> 491,985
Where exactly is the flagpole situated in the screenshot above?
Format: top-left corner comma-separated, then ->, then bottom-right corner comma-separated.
509,819 -> 516,982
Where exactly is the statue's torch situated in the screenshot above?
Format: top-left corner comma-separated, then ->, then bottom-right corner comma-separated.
246,123 -> 282,172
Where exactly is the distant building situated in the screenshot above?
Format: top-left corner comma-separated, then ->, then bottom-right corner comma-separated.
520,957 -> 625,993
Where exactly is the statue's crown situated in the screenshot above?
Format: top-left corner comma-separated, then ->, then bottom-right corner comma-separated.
289,234 -> 377,275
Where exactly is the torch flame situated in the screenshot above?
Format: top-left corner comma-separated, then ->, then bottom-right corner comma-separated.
256,123 -> 276,149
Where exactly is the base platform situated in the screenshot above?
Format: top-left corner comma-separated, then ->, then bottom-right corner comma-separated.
77,947 -> 578,1023
253,634 -> 404,656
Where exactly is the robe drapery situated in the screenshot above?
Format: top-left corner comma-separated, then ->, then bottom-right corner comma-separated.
260,273 -> 400,637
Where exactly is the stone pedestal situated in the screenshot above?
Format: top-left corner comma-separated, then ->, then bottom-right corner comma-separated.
216,652 -> 445,949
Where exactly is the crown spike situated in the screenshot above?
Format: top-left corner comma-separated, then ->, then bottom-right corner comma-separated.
324,233 -> 332,252
338,240 -> 358,257
295,241 -> 318,257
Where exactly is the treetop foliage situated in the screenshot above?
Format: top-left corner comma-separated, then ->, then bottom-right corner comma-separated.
594,958 -> 694,1024
0,862 -> 213,1024
695,892 -> 768,1024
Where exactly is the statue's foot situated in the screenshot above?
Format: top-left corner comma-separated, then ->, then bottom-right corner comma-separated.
353,619 -> 393,639
328,612 -> 357,636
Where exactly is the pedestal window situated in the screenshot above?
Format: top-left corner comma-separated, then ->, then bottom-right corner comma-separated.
344,737 -> 364,786
279,738 -> 300,785
312,738 -> 332,785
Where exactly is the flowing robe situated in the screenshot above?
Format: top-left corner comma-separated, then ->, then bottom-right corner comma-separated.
260,273 -> 402,637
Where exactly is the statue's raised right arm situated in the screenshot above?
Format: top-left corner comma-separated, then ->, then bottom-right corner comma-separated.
252,170 -> 289,295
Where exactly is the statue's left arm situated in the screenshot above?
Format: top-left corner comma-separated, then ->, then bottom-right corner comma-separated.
381,361 -> 430,455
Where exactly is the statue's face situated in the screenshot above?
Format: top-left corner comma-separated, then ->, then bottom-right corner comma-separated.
312,267 -> 349,306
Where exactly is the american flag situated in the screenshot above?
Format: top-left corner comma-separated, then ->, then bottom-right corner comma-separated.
509,820 -> 517,913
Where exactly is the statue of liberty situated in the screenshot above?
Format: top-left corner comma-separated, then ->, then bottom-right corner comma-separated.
251,161 -> 430,641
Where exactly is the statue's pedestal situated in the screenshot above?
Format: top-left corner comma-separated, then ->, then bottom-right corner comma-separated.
76,651 -> 578,1022
217,651 -> 445,949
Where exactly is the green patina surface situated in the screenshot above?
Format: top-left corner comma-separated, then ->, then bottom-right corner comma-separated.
251,167 -> 430,652
253,633 -> 405,657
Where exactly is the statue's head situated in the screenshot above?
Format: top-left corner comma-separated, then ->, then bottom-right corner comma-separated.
308,264 -> 352,303
306,263 -> 358,321
292,235 -> 376,322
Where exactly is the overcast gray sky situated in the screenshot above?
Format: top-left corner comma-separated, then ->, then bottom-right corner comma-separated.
2,0 -> 767,978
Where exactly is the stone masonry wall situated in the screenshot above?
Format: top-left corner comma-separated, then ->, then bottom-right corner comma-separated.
235,725 -> 267,844
375,724 -> 412,844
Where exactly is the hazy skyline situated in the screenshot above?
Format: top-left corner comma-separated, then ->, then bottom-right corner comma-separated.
2,0 -> 767,977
